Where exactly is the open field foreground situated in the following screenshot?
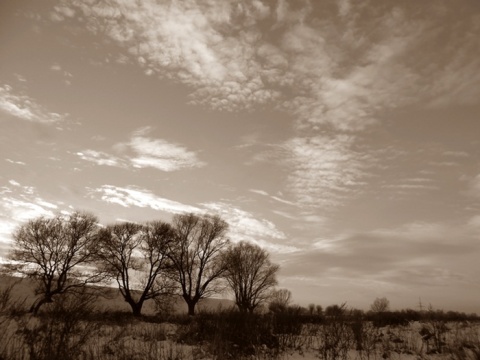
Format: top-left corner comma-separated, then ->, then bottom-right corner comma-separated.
1,285 -> 479,360
1,311 -> 479,360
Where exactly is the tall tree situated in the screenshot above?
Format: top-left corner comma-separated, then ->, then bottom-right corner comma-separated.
7,211 -> 100,314
95,221 -> 176,316
169,213 -> 229,316
223,241 -> 279,313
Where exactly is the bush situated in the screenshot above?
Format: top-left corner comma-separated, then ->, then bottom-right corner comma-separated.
16,289 -> 101,360
177,309 -> 279,359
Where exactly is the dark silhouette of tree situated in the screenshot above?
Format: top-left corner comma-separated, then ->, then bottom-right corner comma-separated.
223,241 -> 279,313
168,213 -> 229,316
268,288 -> 292,313
7,211 -> 100,314
370,297 -> 390,313
95,221 -> 176,316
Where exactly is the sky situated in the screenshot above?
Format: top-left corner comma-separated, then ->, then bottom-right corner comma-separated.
1,0 -> 480,313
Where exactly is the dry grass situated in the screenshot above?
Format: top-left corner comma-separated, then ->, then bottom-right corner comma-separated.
1,278 -> 480,360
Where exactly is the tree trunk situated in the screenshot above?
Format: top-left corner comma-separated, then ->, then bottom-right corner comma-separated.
187,301 -> 196,316
237,304 -> 247,312
30,296 -> 53,315
127,299 -> 144,317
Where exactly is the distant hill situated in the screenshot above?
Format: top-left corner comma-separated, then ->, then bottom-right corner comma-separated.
0,275 -> 235,315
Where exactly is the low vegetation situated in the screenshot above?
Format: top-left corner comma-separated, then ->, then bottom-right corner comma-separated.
0,281 -> 479,360
1,211 -> 479,359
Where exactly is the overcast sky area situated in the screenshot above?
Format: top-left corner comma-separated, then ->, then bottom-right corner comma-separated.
1,0 -> 480,312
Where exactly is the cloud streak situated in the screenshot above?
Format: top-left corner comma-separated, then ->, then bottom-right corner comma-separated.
281,220 -> 479,295
90,185 -> 292,253
201,201 -> 295,253
129,131 -> 205,171
77,128 -> 205,172
0,84 -> 65,124
91,185 -> 200,214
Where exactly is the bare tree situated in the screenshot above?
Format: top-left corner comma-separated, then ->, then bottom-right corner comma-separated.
7,211 -> 100,314
268,288 -> 292,313
370,297 -> 390,313
168,213 -> 229,316
95,221 -> 176,316
223,241 -> 279,313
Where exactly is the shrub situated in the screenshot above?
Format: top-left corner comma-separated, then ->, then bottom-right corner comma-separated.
16,289 -> 101,360
177,309 -> 279,359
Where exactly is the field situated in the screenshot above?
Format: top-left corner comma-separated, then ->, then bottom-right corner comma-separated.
0,278 -> 479,360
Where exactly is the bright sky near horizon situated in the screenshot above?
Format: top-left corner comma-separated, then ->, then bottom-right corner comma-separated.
1,0 -> 480,313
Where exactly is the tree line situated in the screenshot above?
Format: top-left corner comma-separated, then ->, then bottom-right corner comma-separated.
3,211 -> 279,316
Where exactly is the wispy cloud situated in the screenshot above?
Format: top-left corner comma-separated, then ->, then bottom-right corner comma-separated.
77,127 -> 205,172
249,188 -> 297,206
469,174 -> 480,198
0,180 -> 59,247
129,129 -> 205,171
284,134 -> 372,208
281,220 -> 478,298
249,189 -> 269,196
91,185 -> 200,214
50,63 -> 74,85
76,150 -> 125,167
90,184 -> 292,253
0,84 -> 65,124
5,159 -> 26,165
443,151 -> 469,158
202,201 -> 295,253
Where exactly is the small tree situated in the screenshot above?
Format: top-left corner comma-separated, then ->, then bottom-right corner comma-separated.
95,221 -> 176,316
169,213 -> 230,316
370,297 -> 390,313
268,288 -> 292,313
223,241 -> 279,313
7,211 -> 100,314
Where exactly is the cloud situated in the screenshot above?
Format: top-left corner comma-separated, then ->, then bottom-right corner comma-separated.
249,189 -> 297,206
77,128 -> 205,172
54,1 -> 480,130
469,174 -> 480,197
249,189 -> 269,196
0,84 -> 65,124
50,64 -> 62,71
443,151 -> 469,158
201,201 -> 295,253
55,1 -> 480,212
0,181 -> 59,248
91,185 -> 292,252
56,0 -> 282,112
281,220 -> 478,294
91,185 -> 201,214
76,150 -> 125,167
284,134 -> 372,208
51,4 -> 76,22
5,159 -> 26,166
49,63 -> 73,85
129,131 -> 205,172
468,215 -> 480,229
